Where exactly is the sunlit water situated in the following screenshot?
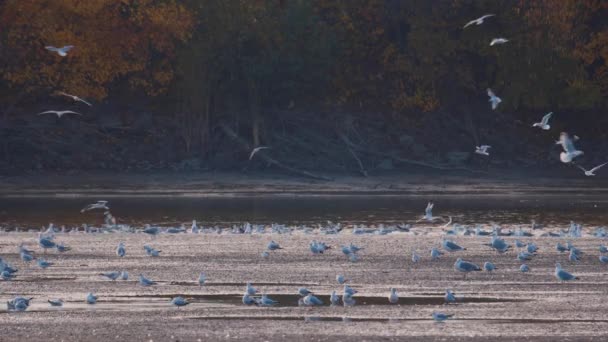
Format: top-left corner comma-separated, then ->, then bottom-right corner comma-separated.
1,195 -> 608,227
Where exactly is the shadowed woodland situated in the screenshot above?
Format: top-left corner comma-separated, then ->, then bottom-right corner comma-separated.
1,0 -> 607,177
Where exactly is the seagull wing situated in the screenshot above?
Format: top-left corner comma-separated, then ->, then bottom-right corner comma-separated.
590,162 -> 608,173
575,164 -> 587,173
76,97 -> 93,106
480,14 -> 495,20
60,111 -> 82,115
541,112 -> 553,125
487,88 -> 495,98
38,111 -> 58,115
564,136 -> 577,153
45,46 -> 57,51
463,19 -> 477,28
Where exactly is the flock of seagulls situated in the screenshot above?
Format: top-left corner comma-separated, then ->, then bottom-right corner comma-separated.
465,14 -> 605,176
2,197 -> 602,325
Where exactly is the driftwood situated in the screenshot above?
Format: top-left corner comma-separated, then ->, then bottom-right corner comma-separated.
219,122 -> 333,181
338,132 -> 368,177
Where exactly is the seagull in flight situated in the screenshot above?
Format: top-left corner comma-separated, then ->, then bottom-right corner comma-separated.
576,162 -> 607,176
463,14 -> 495,29
249,146 -> 270,160
475,145 -> 491,156
487,88 -> 502,110
555,132 -> 583,163
490,38 -> 509,46
532,112 -> 553,130
57,91 -> 92,107
45,45 -> 74,56
81,201 -> 109,213
416,201 -> 443,222
38,110 -> 82,118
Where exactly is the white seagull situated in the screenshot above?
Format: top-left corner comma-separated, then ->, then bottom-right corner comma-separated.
532,112 -> 553,130
57,91 -> 92,107
38,110 -> 82,118
45,45 -> 74,57
490,38 -> 509,46
475,145 -> 491,156
576,162 -> 607,176
81,200 -> 109,213
555,132 -> 583,163
463,14 -> 495,29
487,88 -> 502,110
249,146 -> 270,160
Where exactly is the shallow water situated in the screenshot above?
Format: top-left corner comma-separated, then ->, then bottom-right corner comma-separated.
1,195 -> 607,227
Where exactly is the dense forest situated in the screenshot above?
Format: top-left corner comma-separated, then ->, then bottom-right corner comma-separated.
0,0 -> 607,177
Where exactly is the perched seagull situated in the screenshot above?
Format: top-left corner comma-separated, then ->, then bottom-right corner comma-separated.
432,312 -> 454,322
532,112 -> 553,130
388,288 -> 399,304
431,247 -> 443,260
490,38 -> 509,46
303,293 -> 324,306
246,282 -> 258,295
37,259 -> 53,269
412,250 -> 421,263
45,45 -> 74,56
336,274 -> 347,284
139,274 -> 157,286
256,294 -> 279,307
249,146 -> 270,160
342,293 -> 356,307
121,271 -> 129,280
463,14 -> 495,29
487,88 -> 502,110
242,294 -> 256,305
343,285 -> 358,296
171,296 -> 190,308
475,145 -> 491,156
198,273 -> 206,286
330,291 -> 340,306
520,264 -> 530,272
48,299 -> 64,307
555,263 -> 578,281
442,239 -> 466,252
445,289 -> 456,304
116,242 -> 126,258
577,162 -> 607,177
81,201 -> 109,213
38,110 -> 82,118
57,91 -> 92,106
556,132 -> 584,163
454,258 -> 481,277
267,240 -> 282,251
86,293 -> 98,304
599,255 -> 608,263
100,271 -> 121,281
143,225 -> 160,237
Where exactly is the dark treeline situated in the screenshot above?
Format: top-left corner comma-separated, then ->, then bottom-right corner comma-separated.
0,0 -> 607,176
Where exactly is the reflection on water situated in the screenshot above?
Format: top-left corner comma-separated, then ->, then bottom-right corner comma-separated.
0,195 -> 607,227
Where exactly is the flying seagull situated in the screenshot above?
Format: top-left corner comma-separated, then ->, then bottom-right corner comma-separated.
532,112 -> 553,130
81,201 -> 109,213
463,14 -> 495,29
57,91 -> 92,107
475,145 -> 491,156
490,38 -> 509,46
576,162 -> 607,176
487,88 -> 502,110
45,45 -> 74,56
38,110 -> 82,118
249,146 -> 270,160
555,132 -> 583,163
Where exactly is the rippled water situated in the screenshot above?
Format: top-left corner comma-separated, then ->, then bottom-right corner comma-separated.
1,195 -> 607,227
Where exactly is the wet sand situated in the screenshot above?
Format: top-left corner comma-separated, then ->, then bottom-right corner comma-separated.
1,231 -> 608,341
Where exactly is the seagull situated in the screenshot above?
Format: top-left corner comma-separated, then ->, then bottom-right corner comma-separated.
139,274 -> 157,286
388,288 -> 399,304
600,255 -> 608,263
417,201 -> 443,222
37,259 -> 53,269
412,250 -> 421,263
267,240 -> 282,251
445,289 -> 456,304
431,247 -> 443,260
555,263 -> 578,281
556,132 -> 584,163
330,291 -> 340,306
256,294 -> 279,307
116,242 -> 126,257
442,239 -> 466,252
38,110 -> 82,118
81,201 -> 109,213
121,271 -> 129,280
463,14 -> 495,28
143,225 -> 160,237
100,271 -> 122,281
45,45 -> 74,56
454,258 -> 481,278
600,245 -> 608,253
342,293 -> 356,307
343,285 -> 358,296
520,264 -> 530,272
171,296 -> 190,308
432,312 -> 454,322
190,220 -> 199,234
48,299 -> 64,307
57,91 -> 92,106
487,88 -> 502,110
303,293 -> 324,306
86,293 -> 98,304
475,145 -> 491,156
38,233 -> 56,251
532,112 -> 553,130
442,216 -> 453,228
143,245 -> 161,257
246,282 -> 258,295
577,162 -> 607,176
242,293 -> 256,305
198,273 -> 206,286
336,274 -> 347,284
249,146 -> 270,160
490,38 -> 509,46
